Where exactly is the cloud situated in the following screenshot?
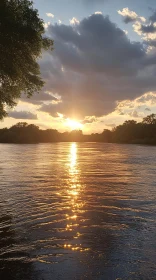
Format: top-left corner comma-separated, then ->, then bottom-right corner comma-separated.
116,92 -> 156,117
146,40 -> 156,47
69,17 -> 80,25
39,98 -> 114,119
140,23 -> 156,33
118,9 -> 156,45
118,8 -> 146,24
129,110 -> 139,118
133,22 -> 156,43
145,107 -> 151,111
132,21 -> 142,36
81,116 -> 97,124
8,111 -> 37,120
130,10 -> 156,44
44,22 -> 50,29
123,29 -> 128,35
95,11 -> 102,15
105,123 -> 116,128
46,13 -> 54,18
149,11 -> 156,23
133,22 -> 156,41
118,8 -> 138,23
38,14 -> 156,120
21,91 -> 59,105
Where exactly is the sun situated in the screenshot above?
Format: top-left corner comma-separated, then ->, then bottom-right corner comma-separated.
66,118 -> 83,130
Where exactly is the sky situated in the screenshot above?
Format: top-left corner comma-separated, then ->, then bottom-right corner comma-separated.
1,0 -> 156,133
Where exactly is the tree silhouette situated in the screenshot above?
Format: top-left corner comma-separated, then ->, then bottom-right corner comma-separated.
0,115 -> 156,144
0,0 -> 53,119
123,120 -> 137,126
142,114 -> 156,124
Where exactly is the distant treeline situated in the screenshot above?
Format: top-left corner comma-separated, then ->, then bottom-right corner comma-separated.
0,114 -> 156,144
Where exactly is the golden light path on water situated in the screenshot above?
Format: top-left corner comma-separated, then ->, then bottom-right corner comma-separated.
64,143 -> 87,252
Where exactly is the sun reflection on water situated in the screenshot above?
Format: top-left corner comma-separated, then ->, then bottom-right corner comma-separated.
64,143 -> 87,251
69,143 -> 77,172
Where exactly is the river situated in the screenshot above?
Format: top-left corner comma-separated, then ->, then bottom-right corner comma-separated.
0,143 -> 156,279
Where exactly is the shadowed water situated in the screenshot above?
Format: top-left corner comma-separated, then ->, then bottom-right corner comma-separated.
0,143 -> 156,280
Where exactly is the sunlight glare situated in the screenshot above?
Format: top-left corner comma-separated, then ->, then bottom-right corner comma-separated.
66,118 -> 83,130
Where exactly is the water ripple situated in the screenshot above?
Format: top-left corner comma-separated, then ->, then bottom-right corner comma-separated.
0,143 -> 156,280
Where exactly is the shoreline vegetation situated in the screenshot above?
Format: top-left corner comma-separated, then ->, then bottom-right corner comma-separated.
0,114 -> 156,145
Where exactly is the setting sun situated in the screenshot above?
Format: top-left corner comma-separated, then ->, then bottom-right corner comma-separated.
66,119 -> 83,130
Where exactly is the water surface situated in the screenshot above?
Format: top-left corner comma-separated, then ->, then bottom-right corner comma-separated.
0,143 -> 156,279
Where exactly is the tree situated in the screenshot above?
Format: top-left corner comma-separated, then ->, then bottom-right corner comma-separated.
10,122 -> 29,130
102,129 -> 112,142
123,120 -> 137,126
0,0 -> 53,119
142,114 -> 156,125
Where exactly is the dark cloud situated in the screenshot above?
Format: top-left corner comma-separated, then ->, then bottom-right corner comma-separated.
21,91 -> 59,105
50,14 -> 144,77
9,111 -> 37,120
39,98 -> 114,119
140,24 -> 156,33
123,15 -> 136,24
146,40 -> 156,47
149,11 -> 156,23
37,14 -> 156,119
